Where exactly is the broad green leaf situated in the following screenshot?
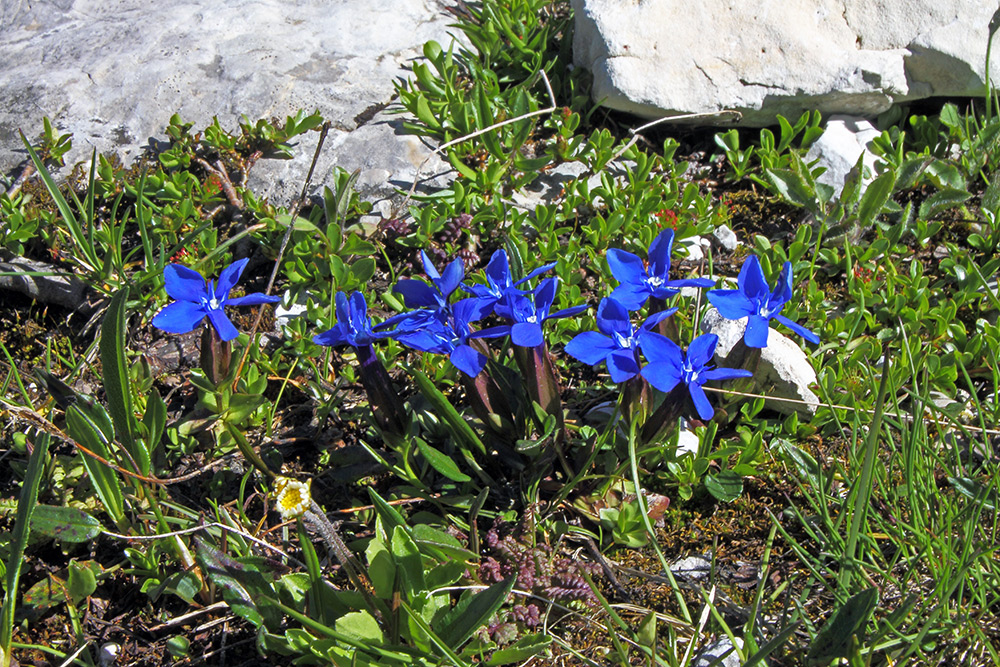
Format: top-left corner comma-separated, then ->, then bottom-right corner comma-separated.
365,538 -> 396,599
412,524 -> 477,562
0,432 -> 51,651
414,438 -> 471,482
705,470 -> 744,502
335,611 -> 384,644
195,538 -> 281,631
765,168 -> 818,209
66,405 -> 125,523
918,187 -> 971,221
948,476 -> 999,510
486,634 -> 552,665
66,560 -> 98,604
436,575 -> 516,649
30,505 -> 102,543
806,588 -> 878,664
101,287 -> 149,474
856,170 -> 895,227
391,526 -> 425,597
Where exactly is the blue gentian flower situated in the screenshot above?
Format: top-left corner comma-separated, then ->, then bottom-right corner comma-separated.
482,277 -> 588,348
565,297 -> 676,383
392,298 -> 491,377
706,255 -> 819,348
393,251 -> 465,313
639,332 -> 752,420
462,249 -> 556,314
607,229 -> 714,310
152,258 -> 280,342
313,291 -> 387,348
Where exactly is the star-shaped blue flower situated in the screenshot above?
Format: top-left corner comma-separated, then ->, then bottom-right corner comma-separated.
392,298 -> 492,377
393,250 -> 465,314
607,229 -> 714,311
482,277 -> 588,348
152,259 -> 281,342
706,256 -> 819,348
565,297 -> 676,383
639,332 -> 752,420
313,291 -> 388,348
461,249 -> 556,315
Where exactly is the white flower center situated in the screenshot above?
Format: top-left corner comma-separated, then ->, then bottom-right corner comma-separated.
526,314 -> 538,323
647,276 -> 664,288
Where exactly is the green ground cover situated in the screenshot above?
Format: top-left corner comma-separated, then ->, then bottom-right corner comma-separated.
1,1 -> 999,664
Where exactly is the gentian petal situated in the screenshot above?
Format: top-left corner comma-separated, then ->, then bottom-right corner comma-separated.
420,250 -> 441,281
688,382 -> 715,420
484,249 -> 511,292
606,248 -> 647,287
312,326 -> 351,348
225,293 -> 281,306
638,330 -> 684,365
548,304 -> 589,320
702,367 -> 753,381
707,289 -> 755,320
533,278 -> 559,319
162,264 -> 207,302
665,277 -> 715,289
640,308 -> 678,331
216,258 -> 249,300
564,332 -> 617,365
206,308 -> 241,342
450,344 -> 487,377
737,255 -> 769,299
687,334 -> 718,369
469,324 -> 512,339
511,321 -> 544,348
438,257 -> 465,297
152,301 -> 206,334
518,261 -> 558,285
647,229 -> 675,279
607,349 -> 641,383
744,314 -> 771,348
596,298 -> 632,337
641,361 -> 683,393
774,314 -> 820,344
393,279 -> 442,309
608,283 -> 650,311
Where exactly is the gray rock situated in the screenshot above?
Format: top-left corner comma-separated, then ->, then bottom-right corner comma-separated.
702,307 -> 819,416
712,224 -> 738,252
0,0 -> 455,207
805,115 -> 882,200
692,637 -> 744,667
0,250 -> 92,312
671,555 -> 711,582
572,0 -> 999,126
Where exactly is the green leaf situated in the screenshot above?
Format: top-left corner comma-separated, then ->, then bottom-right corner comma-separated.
806,588 -> 878,664
101,287 -> 149,474
195,538 -> 281,631
705,469 -> 744,502
30,505 -> 102,543
414,438 -> 471,482
436,575 -> 515,649
66,560 -> 98,604
340,233 -> 377,256
486,634 -> 552,665
391,526 -> 425,597
66,404 -> 125,523
917,187 -> 971,220
142,388 -> 167,456
408,367 -> 486,456
335,611 -> 384,644
0,433 -> 51,651
367,488 -> 409,538
948,476 -> 1000,510
411,524 -> 478,562
856,170 -> 895,227
364,538 -> 396,599
765,168 -> 818,209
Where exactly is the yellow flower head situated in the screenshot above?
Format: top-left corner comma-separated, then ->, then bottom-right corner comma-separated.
274,476 -> 311,521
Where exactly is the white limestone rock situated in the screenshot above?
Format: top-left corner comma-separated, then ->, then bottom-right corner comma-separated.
806,115 -> 882,200
702,307 -> 820,416
0,0 -> 455,206
572,0 -> 1000,126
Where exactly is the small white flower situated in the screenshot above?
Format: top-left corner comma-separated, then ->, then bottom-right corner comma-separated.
274,477 -> 311,521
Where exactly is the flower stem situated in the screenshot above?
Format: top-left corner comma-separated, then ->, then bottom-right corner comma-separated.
625,416 -> 692,622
